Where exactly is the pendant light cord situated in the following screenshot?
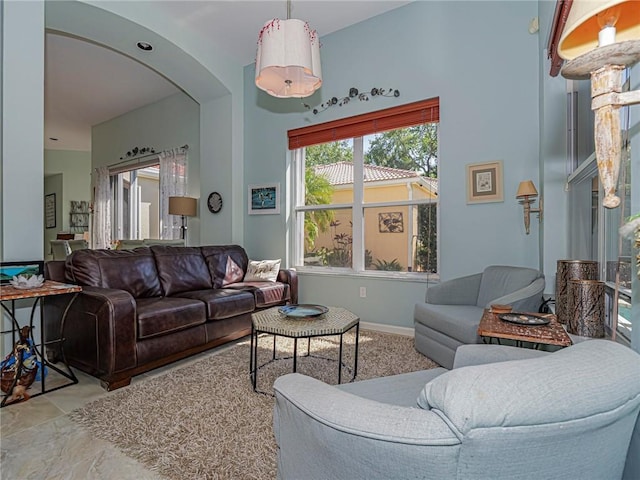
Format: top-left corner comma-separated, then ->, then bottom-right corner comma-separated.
286,0 -> 291,20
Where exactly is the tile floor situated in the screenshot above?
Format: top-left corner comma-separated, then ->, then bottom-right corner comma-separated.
0,343 -> 239,479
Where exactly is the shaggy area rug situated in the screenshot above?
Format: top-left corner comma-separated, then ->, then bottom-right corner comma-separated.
70,330 -> 437,479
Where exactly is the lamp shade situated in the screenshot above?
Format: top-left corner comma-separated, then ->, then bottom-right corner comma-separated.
558,0 -> 640,60
255,18 -> 322,98
169,196 -> 197,216
516,180 -> 538,198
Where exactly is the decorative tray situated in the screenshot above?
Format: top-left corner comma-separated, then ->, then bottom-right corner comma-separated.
278,304 -> 328,318
498,313 -> 550,326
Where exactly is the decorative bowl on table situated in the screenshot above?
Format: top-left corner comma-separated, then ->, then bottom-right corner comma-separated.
10,274 -> 44,290
490,304 -> 512,314
278,304 -> 328,318
498,313 -> 550,326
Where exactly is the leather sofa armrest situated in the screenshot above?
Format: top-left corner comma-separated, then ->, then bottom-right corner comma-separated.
277,269 -> 298,304
61,286 -> 137,375
425,272 -> 482,305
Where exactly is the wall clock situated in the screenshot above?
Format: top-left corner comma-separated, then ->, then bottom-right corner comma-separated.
207,191 -> 223,213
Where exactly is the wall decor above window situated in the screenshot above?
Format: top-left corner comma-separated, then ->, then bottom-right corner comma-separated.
304,87 -> 400,115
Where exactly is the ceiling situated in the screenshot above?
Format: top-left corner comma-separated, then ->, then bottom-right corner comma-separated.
45,1 -> 412,152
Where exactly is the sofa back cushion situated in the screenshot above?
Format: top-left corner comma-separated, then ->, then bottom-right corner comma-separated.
151,246 -> 212,296
65,248 -> 162,298
476,265 -> 540,308
201,245 -> 249,288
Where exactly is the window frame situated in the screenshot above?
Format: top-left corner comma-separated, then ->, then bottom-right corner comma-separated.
289,98 -> 440,277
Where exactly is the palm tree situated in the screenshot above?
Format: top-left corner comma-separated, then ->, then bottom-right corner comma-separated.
304,168 -> 334,251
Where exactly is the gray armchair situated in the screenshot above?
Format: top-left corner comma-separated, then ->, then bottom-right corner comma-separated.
273,340 -> 640,480
414,265 -> 544,368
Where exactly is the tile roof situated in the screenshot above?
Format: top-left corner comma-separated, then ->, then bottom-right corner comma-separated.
313,162 -> 437,192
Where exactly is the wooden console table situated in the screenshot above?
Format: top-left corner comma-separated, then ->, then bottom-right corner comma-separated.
0,280 -> 82,406
477,309 -> 572,349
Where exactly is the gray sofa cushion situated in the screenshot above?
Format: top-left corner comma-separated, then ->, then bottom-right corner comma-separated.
338,368 -> 447,407
414,303 -> 483,344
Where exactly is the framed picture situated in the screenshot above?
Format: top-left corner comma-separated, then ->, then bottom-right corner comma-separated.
0,261 -> 44,284
378,212 -> 404,233
248,184 -> 280,215
466,161 -> 504,204
45,193 -> 56,228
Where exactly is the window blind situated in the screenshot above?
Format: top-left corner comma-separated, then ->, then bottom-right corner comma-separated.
288,97 -> 440,150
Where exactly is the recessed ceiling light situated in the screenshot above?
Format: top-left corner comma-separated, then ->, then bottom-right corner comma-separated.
136,42 -> 153,52
49,137 -> 59,141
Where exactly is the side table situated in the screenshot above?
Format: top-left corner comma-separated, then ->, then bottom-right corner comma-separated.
477,309 -> 572,349
1,280 -> 82,406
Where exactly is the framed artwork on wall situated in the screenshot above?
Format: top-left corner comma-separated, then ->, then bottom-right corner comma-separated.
378,212 -> 404,233
248,183 -> 280,215
45,193 -> 56,228
466,161 -> 504,204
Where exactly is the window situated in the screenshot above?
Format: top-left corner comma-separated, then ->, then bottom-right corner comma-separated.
110,163 -> 160,241
289,98 -> 439,275
566,73 -> 633,343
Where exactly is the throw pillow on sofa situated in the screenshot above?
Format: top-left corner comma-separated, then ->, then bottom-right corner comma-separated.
222,256 -> 245,285
244,259 -> 281,282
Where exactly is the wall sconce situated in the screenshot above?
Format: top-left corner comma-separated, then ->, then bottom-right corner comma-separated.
168,196 -> 197,240
558,0 -> 640,209
516,180 -> 543,235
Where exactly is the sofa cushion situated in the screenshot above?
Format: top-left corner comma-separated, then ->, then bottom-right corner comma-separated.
244,259 -> 281,282
151,246 -> 212,295
421,340 -> 640,435
222,256 -> 244,286
175,288 -> 255,320
414,303 -> 483,344
338,368 -> 447,407
476,265 -> 541,308
136,296 -> 206,339
201,245 -> 249,289
224,281 -> 290,307
66,248 -> 162,298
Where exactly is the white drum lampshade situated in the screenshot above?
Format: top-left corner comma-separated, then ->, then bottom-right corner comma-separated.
255,18 -> 322,98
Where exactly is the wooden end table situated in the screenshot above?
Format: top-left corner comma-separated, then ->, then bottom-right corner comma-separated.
477,309 -> 572,349
1,280 -> 82,407
250,306 -> 359,393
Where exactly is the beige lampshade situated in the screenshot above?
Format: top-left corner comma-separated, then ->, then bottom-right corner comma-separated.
169,196 -> 197,216
255,18 -> 322,98
558,0 -> 640,60
516,180 -> 538,198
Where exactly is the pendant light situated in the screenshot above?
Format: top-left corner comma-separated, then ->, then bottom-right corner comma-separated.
255,0 -> 322,98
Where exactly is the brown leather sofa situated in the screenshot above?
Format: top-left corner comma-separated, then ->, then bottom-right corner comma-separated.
44,245 -> 297,391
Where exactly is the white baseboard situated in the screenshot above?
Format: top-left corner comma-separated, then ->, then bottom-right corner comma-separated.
360,321 -> 414,338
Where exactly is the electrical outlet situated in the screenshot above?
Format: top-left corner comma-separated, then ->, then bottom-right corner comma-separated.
359,287 -> 366,298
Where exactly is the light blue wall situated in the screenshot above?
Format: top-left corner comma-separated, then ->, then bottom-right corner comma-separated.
43,149 -> 92,258
1,0 -> 45,262
92,92 -> 201,244
243,1 -> 546,327
46,0 -> 246,249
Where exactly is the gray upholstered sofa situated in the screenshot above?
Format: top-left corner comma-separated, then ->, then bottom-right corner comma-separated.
414,265 -> 545,368
273,340 -> 640,480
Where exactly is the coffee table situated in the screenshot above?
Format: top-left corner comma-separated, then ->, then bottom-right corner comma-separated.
477,309 -> 572,349
250,305 -> 359,392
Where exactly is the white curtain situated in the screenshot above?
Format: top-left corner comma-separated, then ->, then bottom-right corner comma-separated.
159,147 -> 188,239
92,166 -> 111,249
